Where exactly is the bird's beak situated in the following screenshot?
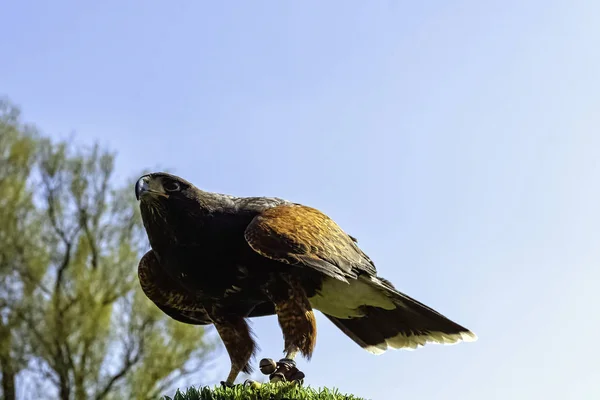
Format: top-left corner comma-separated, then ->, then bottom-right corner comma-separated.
135,176 -> 150,201
135,176 -> 169,201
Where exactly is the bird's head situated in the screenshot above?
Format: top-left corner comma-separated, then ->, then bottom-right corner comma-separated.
135,172 -> 205,245
135,172 -> 195,203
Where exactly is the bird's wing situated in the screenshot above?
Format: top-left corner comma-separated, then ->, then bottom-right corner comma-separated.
138,250 -> 214,324
244,204 -> 376,282
155,303 -> 212,325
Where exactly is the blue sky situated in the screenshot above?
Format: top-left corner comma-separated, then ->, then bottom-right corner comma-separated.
2,1 -> 599,399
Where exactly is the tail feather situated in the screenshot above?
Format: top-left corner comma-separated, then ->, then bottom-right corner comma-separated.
322,276 -> 477,354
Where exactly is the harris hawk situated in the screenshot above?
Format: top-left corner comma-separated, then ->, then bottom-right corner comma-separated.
135,172 -> 476,386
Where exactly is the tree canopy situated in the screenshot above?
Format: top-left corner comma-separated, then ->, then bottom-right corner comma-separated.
0,97 -> 217,400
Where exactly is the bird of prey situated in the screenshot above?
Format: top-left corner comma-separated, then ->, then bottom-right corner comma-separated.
135,172 -> 476,386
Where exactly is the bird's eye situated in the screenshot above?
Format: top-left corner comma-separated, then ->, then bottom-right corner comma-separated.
163,181 -> 180,192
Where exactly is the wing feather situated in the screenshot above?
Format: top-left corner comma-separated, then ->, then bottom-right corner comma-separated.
138,250 -> 213,322
244,204 -> 376,281
155,303 -> 212,325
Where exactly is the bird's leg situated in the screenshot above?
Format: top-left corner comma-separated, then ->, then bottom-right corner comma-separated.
212,316 -> 257,387
264,280 -> 316,384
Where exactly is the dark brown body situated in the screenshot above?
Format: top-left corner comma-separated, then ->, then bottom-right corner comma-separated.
135,172 -> 476,385
138,192 -> 324,319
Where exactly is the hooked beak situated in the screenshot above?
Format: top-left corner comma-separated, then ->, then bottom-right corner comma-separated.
135,175 -> 170,201
135,176 -> 149,200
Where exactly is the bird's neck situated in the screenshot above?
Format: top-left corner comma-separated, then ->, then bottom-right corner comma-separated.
139,198 -> 254,251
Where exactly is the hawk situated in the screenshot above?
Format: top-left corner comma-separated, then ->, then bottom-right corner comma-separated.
135,172 -> 476,386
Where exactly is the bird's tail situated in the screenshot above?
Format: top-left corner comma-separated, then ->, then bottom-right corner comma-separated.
322,276 -> 477,354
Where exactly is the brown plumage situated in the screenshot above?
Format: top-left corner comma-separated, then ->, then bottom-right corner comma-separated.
134,172 -> 477,386
244,205 -> 377,281
271,278 -> 317,359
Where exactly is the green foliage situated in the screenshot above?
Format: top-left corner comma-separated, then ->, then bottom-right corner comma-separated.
162,384 -> 366,400
0,96 -> 218,400
0,97 -> 49,400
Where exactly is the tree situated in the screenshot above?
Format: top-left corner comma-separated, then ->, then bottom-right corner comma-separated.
0,98 -> 48,400
0,97 -> 218,400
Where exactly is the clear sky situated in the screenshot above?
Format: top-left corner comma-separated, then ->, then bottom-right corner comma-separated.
2,1 -> 599,399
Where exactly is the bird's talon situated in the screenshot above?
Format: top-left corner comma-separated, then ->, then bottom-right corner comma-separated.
269,371 -> 286,383
220,381 -> 235,388
243,379 -> 261,389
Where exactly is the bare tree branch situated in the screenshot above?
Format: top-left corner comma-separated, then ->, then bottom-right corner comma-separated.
94,347 -> 141,400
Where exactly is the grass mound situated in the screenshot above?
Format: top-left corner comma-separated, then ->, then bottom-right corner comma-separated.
161,382 -> 366,400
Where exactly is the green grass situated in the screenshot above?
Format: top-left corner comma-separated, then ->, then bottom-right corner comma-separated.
160,382 -> 367,400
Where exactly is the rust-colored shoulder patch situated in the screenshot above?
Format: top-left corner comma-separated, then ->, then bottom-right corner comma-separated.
244,204 -> 375,280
